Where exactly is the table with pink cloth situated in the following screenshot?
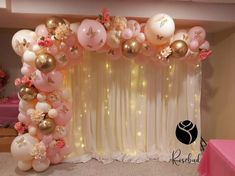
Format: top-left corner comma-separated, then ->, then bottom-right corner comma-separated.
198,140 -> 235,176
0,99 -> 19,126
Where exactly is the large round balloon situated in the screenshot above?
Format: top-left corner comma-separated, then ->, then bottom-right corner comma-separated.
11,133 -> 39,161
188,26 -> 206,45
31,70 -> 63,92
77,19 -> 107,50
12,30 -> 37,56
145,13 -> 175,45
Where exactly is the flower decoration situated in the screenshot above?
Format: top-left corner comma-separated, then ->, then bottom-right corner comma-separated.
30,109 -> 45,125
54,23 -> 72,41
156,46 -> 172,61
31,142 -> 47,160
55,139 -> 65,150
14,122 -> 28,134
110,16 -> 127,31
14,76 -> 32,87
38,36 -> 53,47
98,8 -> 110,29
199,50 -> 212,61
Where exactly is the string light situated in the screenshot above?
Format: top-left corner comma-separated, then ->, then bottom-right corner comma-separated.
137,131 -> 142,136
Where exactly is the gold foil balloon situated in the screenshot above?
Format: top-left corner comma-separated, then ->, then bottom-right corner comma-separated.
122,39 -> 140,58
38,117 -> 55,135
46,17 -> 65,32
19,86 -> 38,101
35,53 -> 56,73
170,40 -> 188,58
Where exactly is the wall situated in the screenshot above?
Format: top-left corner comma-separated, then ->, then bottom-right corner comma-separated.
0,28 -> 21,97
201,28 -> 235,140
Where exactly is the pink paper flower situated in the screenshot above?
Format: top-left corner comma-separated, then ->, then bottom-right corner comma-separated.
21,76 -> 31,86
199,50 -> 212,61
14,122 -> 27,134
14,78 -> 21,86
55,139 -> 65,150
38,36 -> 53,47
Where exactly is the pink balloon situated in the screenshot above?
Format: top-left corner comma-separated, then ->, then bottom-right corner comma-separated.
200,40 -> 210,50
136,33 -> 145,43
77,19 -> 107,50
64,34 -> 78,47
21,63 -> 35,76
32,70 -> 63,92
59,145 -> 71,156
47,45 -> 58,55
127,20 -> 141,37
140,42 -> 156,57
35,24 -> 48,37
121,28 -> 133,40
54,103 -> 71,125
49,153 -> 62,164
47,147 -> 57,157
107,48 -> 122,60
188,26 -> 206,45
189,40 -> 199,51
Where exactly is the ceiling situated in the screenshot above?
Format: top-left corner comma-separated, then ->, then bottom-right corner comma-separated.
0,0 -> 234,33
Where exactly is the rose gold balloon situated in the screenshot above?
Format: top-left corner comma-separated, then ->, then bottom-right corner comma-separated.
38,117 -> 55,135
122,39 -> 140,58
19,86 -> 38,101
35,53 -> 56,73
170,40 -> 188,58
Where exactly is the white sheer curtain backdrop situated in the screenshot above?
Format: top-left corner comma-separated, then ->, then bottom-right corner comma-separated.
64,51 -> 201,163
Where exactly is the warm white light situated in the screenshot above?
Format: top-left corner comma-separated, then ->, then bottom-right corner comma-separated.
137,132 -> 142,136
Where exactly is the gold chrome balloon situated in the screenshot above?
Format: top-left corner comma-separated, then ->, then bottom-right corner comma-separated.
46,16 -> 65,32
35,53 -> 56,73
170,40 -> 188,58
19,86 -> 38,101
38,117 -> 55,135
122,39 -> 140,58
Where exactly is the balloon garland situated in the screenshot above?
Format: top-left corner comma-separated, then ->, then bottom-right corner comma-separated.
11,8 -> 212,172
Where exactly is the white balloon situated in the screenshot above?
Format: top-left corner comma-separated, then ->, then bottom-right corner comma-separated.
28,126 -> 37,136
145,13 -> 175,45
32,44 -> 41,52
11,133 -> 39,161
23,50 -> 36,66
12,30 -> 37,56
19,99 -> 34,115
171,30 -> 189,44
37,93 -> 47,102
70,22 -> 80,34
32,158 -> 50,172
18,160 -> 32,171
36,101 -> 51,113
48,109 -> 58,118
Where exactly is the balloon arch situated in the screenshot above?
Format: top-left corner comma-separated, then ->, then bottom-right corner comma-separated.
11,9 -> 211,172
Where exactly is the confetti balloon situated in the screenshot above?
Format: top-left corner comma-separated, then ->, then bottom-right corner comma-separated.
77,19 -> 107,50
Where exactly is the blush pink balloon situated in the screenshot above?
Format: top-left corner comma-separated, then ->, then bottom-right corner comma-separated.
59,145 -> 71,156
136,33 -> 145,43
32,70 -> 63,92
107,48 -> 122,60
121,28 -> 133,40
49,153 -> 62,164
47,45 -> 58,55
64,34 -> 78,47
54,103 -> 71,126
199,40 -> 210,50
35,24 -> 48,37
188,26 -> 206,45
21,63 -> 35,76
189,40 -> 199,51
127,20 -> 141,37
77,19 -> 107,51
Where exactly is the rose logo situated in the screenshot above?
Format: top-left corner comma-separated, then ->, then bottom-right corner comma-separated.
176,120 -> 198,145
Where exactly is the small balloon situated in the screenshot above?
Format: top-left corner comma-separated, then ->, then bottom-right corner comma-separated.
106,30 -> 121,48
121,28 -> 133,40
127,20 -> 141,37
122,39 -> 140,58
32,158 -> 50,172
18,160 -> 32,171
35,53 -> 56,73
170,40 -> 188,58
38,117 -> 56,135
46,16 -> 65,33
35,24 -> 49,37
19,86 -> 38,101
